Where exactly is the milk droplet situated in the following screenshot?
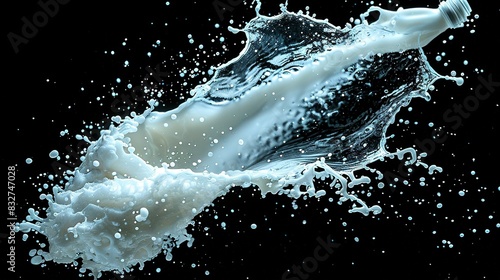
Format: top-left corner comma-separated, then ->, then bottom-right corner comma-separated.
49,150 -> 59,158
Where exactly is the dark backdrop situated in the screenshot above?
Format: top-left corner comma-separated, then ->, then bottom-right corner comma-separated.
3,1 -> 499,280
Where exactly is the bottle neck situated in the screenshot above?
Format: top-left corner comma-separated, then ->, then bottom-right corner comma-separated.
439,0 -> 472,29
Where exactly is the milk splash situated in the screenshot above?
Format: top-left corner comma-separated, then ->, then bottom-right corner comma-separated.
17,0 -> 472,278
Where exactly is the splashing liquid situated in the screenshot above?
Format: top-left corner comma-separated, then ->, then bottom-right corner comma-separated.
17,0 -> 472,278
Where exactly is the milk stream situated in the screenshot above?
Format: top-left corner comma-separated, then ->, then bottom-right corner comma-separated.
16,0 -> 472,278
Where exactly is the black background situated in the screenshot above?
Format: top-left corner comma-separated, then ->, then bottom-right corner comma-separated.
3,0 -> 499,280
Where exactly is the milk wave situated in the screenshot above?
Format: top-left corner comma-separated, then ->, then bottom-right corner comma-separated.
17,0 -> 471,278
